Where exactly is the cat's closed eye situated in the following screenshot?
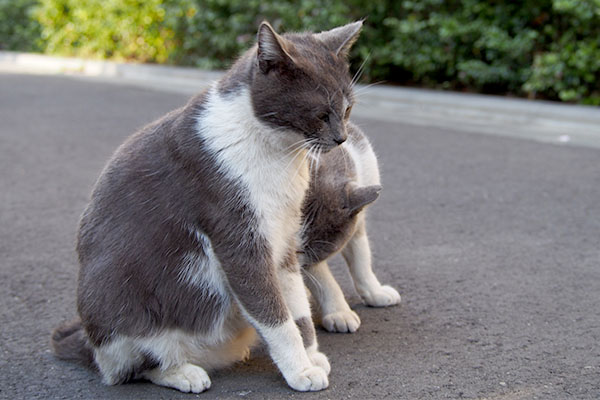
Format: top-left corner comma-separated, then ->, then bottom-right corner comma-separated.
344,105 -> 352,119
318,112 -> 330,123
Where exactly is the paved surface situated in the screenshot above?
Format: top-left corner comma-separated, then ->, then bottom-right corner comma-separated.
1,73 -> 599,399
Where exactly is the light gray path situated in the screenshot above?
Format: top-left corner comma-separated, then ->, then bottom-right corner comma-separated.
1,73 -> 599,399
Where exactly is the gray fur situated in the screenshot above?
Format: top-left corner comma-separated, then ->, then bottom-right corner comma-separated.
75,89 -> 287,350
300,123 -> 381,266
220,22 -> 360,150
295,317 -> 316,348
53,20 -> 364,386
51,318 -> 96,368
251,22 -> 360,149
217,51 -> 254,96
315,21 -> 363,57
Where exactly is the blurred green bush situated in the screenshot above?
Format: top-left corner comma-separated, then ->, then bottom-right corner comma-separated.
35,0 -> 174,62
2,0 -> 598,104
0,0 -> 41,51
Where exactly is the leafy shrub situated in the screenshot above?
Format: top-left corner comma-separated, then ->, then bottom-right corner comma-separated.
2,0 -> 599,104
35,0 -> 175,62
523,0 -> 600,104
0,0 -> 41,51
162,0 -> 353,69
357,0 -> 599,104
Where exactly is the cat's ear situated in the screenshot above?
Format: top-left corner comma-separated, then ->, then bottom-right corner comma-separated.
257,21 -> 295,74
315,20 -> 363,58
347,184 -> 382,216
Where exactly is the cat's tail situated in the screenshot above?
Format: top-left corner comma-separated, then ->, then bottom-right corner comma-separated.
51,318 -> 96,369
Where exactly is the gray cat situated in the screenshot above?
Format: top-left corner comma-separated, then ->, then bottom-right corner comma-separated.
52,21 -> 364,393
300,122 -> 400,334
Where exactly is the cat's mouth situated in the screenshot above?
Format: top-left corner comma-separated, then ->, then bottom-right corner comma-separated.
313,141 -> 342,153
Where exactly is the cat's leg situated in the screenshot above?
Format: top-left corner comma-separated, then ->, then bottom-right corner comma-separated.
96,331 -> 213,393
94,335 -> 211,393
94,336 -> 146,386
277,257 -> 330,374
304,261 -> 361,333
342,217 -> 401,307
222,250 -> 329,391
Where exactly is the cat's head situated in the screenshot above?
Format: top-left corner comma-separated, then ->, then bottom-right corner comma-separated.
301,181 -> 381,265
250,21 -> 363,152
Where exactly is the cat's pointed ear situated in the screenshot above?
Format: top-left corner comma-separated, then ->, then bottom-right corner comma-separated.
347,184 -> 382,216
257,21 -> 295,74
315,20 -> 363,57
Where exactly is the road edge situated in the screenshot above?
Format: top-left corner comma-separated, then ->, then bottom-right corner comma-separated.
1,51 -> 599,149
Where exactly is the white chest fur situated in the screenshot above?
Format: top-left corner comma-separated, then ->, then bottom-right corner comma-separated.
197,87 -> 310,267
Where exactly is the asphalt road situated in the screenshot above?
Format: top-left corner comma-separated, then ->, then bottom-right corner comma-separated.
1,73 -> 599,399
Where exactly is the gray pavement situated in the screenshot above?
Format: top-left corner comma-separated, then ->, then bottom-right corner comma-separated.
1,72 -> 599,399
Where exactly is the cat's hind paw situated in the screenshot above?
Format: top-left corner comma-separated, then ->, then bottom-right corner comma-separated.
144,363 -> 211,393
285,366 -> 329,392
322,310 -> 361,333
361,285 -> 401,307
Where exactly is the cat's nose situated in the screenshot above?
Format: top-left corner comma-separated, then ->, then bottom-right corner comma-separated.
333,135 -> 346,145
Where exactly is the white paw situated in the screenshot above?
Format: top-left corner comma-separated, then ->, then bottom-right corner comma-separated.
322,310 -> 361,333
308,350 -> 331,375
361,285 -> 401,307
145,363 -> 211,393
286,366 -> 329,392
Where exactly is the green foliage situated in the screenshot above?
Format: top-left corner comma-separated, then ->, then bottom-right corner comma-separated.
363,0 -> 542,93
523,0 -> 600,104
162,0 -> 352,69
0,0 -> 41,51
2,0 -> 599,103
35,0 -> 175,62
353,0 -> 600,103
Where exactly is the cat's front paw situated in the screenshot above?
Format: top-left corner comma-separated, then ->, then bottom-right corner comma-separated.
285,366 -> 329,392
322,310 -> 361,333
308,350 -> 331,375
361,285 -> 401,307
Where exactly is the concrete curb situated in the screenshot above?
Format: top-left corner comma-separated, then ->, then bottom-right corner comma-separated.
1,51 -> 599,149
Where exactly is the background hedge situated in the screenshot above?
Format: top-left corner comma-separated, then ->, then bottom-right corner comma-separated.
1,0 -> 599,104
0,0 -> 41,51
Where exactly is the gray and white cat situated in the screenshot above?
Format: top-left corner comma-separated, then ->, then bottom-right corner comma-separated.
301,122 -> 400,334
52,21 -> 364,393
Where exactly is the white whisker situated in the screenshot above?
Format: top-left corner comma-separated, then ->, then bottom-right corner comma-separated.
302,267 -> 325,300
313,146 -> 322,174
351,52 -> 370,88
354,81 -> 386,100
282,142 -> 310,172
